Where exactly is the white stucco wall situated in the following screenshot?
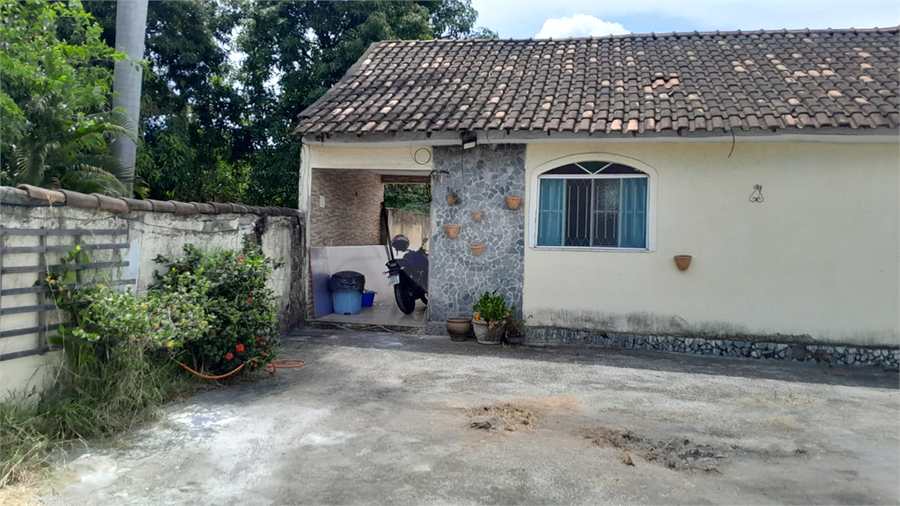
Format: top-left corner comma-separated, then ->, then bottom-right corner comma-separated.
523,139 -> 900,346
1,189 -> 303,398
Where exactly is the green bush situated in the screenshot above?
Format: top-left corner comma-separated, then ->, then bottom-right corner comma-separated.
153,239 -> 280,375
1,242 -> 283,486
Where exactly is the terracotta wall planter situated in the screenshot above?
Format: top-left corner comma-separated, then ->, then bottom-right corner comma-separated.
674,255 -> 692,271
470,242 -> 485,256
471,209 -> 484,222
446,194 -> 459,206
506,195 -> 522,210
444,224 -> 461,238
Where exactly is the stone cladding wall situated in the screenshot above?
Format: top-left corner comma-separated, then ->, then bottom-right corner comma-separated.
427,144 -> 525,330
528,328 -> 900,369
310,169 -> 383,246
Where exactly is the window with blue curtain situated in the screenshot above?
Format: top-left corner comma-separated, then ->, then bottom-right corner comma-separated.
536,162 -> 648,248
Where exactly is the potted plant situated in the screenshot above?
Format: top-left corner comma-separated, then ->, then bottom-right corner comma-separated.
446,317 -> 472,341
472,290 -> 515,345
446,187 -> 459,205
505,194 -> 522,210
504,314 -> 531,345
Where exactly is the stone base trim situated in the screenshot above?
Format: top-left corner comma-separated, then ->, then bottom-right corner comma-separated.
527,328 -> 900,369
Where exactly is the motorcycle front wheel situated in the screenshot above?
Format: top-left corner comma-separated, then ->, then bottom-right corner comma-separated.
394,284 -> 417,314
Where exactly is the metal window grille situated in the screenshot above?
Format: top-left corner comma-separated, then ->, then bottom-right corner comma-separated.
537,163 -> 648,248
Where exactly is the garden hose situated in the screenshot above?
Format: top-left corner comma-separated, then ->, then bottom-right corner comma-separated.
175,358 -> 306,380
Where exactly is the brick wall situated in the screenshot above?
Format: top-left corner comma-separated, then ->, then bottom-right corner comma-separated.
310,169 -> 384,246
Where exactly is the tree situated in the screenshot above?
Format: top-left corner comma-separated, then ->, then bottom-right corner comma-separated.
0,0 -> 134,195
384,184 -> 431,214
237,0 -> 495,208
110,0 -> 149,195
86,0 -> 249,202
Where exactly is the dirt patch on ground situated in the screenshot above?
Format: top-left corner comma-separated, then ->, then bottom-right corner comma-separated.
583,427 -> 730,473
466,403 -> 536,431
465,396 -> 582,432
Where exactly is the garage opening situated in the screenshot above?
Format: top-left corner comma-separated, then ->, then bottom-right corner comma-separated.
308,169 -> 431,328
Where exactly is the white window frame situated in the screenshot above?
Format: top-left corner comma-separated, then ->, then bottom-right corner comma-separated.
528,154 -> 657,252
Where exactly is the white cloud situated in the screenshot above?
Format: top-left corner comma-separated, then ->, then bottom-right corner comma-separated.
472,0 -> 899,40
535,14 -> 630,39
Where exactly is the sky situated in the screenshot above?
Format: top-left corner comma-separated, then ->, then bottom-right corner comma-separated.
470,0 -> 900,39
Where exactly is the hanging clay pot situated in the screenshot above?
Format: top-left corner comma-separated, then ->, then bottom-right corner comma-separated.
444,224 -> 461,239
471,209 -> 484,222
674,255 -> 692,271
470,242 -> 485,256
446,194 -> 459,206
506,195 -> 522,210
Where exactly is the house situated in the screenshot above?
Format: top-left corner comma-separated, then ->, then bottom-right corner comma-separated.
293,28 -> 899,364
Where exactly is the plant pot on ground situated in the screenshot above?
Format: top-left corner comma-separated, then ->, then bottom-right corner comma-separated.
504,314 -> 531,345
472,290 -> 515,345
472,319 -> 504,344
446,317 -> 472,341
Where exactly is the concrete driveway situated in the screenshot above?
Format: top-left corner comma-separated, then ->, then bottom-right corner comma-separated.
46,328 -> 899,505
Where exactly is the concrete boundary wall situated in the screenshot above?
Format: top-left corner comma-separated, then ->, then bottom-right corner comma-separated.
0,185 -> 305,397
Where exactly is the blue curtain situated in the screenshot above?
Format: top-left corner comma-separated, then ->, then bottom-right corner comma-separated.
619,178 -> 647,248
538,179 -> 564,246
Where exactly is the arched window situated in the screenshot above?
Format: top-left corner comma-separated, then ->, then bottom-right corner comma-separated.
537,162 -> 648,248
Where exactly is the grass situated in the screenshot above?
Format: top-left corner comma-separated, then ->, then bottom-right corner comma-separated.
0,347 -> 207,489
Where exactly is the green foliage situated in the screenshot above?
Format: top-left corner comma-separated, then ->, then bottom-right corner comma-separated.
0,241 -> 286,486
87,0 -> 249,203
50,0 -> 497,205
384,184 -> 431,213
1,270 -> 208,486
152,240 -> 280,375
473,290 -> 515,324
0,0 -> 137,195
237,0 -> 493,208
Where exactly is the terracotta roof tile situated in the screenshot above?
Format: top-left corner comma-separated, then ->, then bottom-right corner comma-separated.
296,28 -> 899,137
12,185 -> 301,217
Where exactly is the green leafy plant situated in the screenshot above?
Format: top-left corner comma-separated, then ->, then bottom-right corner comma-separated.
153,239 -> 281,375
472,289 -> 515,326
0,0 -> 146,196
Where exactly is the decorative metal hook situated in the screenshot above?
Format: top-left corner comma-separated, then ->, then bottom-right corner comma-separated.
749,184 -> 764,203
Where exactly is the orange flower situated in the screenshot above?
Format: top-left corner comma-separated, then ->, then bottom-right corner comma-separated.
225,352 -> 234,360
235,343 -> 245,353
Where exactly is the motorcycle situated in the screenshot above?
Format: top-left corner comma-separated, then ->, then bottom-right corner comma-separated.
385,234 -> 428,314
